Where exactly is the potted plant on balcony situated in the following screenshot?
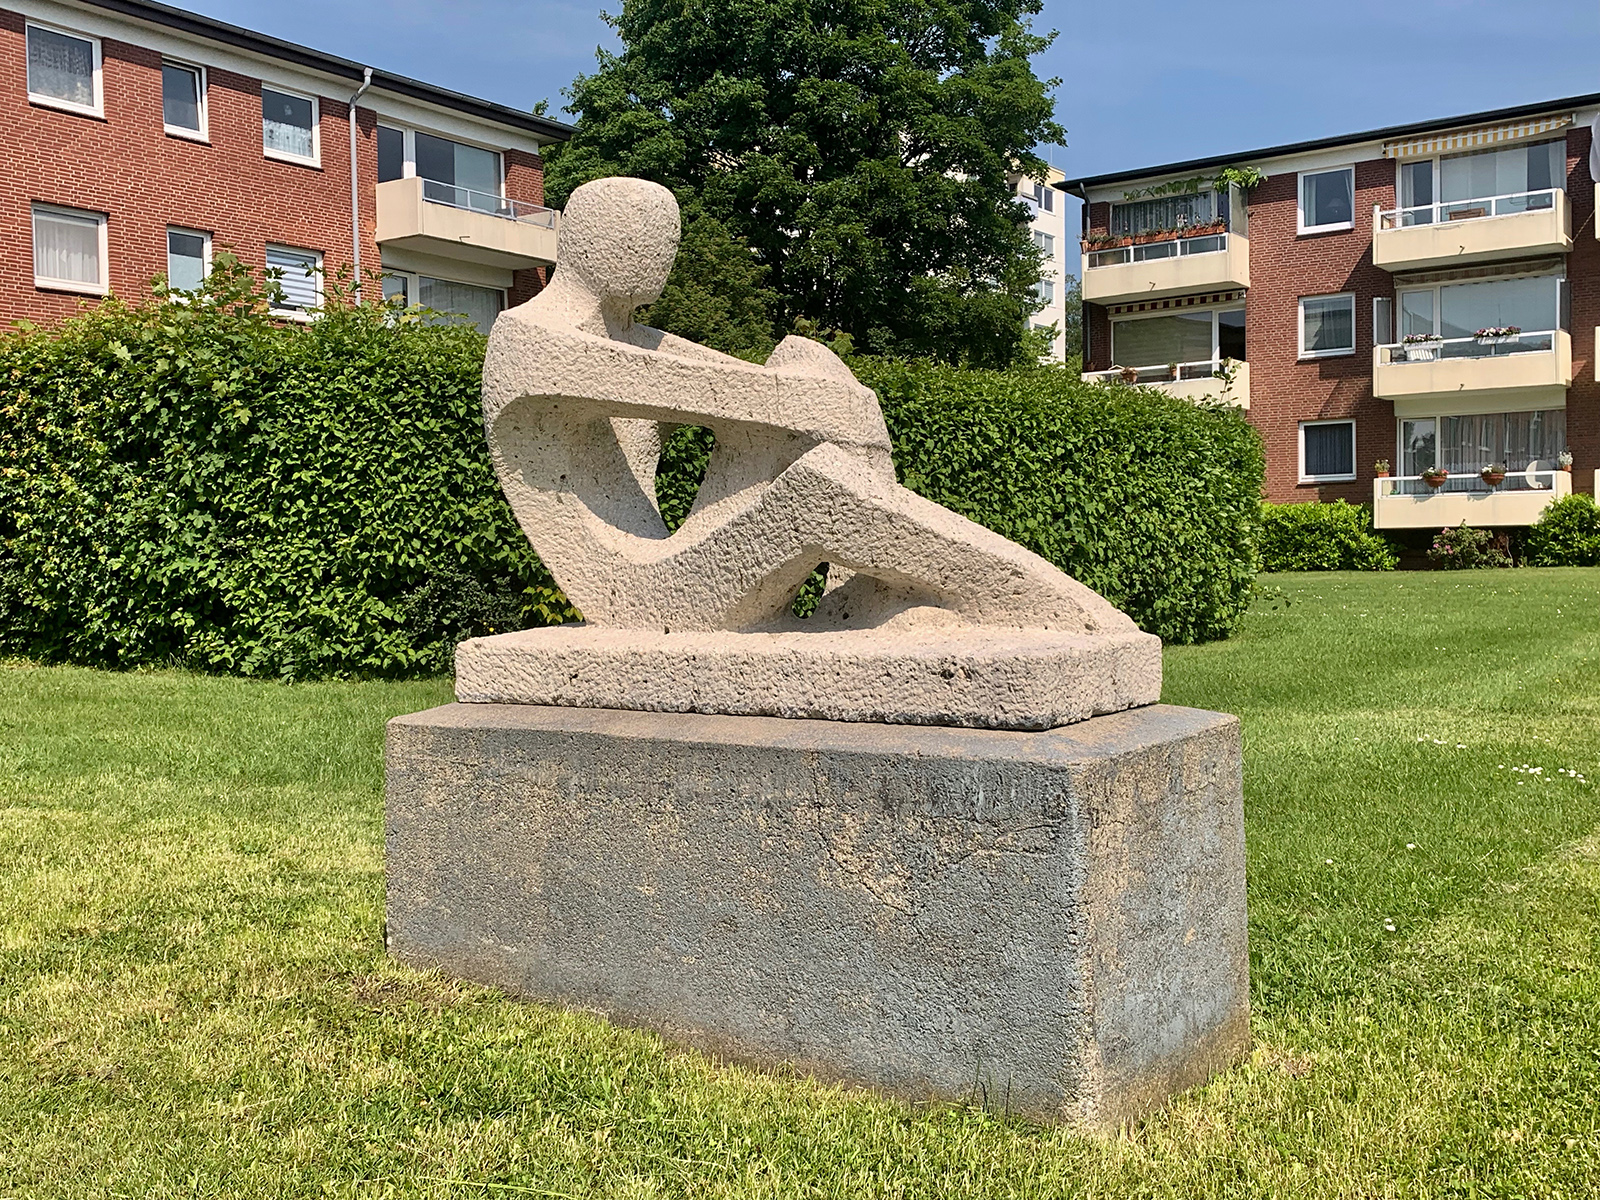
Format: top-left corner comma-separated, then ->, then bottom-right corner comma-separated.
1474,325 -> 1521,346
1480,462 -> 1507,487
1403,333 -> 1443,362
1421,466 -> 1450,489
1374,459 -> 1391,478
1117,365 -> 1140,384
1558,450 -> 1574,473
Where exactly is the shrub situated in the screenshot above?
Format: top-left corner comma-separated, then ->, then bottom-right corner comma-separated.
1525,494 -> 1600,566
1259,501 -> 1398,572
848,361 -> 1263,643
0,256 -> 574,680
1427,523 -> 1511,569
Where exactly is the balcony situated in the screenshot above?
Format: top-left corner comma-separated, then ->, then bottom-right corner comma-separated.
1080,229 -> 1250,305
1082,358 -> 1249,407
1373,468 -> 1571,529
375,177 -> 559,270
1372,189 -> 1571,272
1372,330 -> 1571,412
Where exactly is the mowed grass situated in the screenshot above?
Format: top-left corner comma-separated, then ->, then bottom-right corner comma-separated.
2,570 -> 1599,1197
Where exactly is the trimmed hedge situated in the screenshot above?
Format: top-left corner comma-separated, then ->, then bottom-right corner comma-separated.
1259,501 -> 1398,572
0,259 -> 573,679
1,275 -> 1265,677
1525,494 -> 1600,566
851,361 -> 1264,643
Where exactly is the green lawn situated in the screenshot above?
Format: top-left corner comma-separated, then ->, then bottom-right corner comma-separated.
3,571 -> 1599,1197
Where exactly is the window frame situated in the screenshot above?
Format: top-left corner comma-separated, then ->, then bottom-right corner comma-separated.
1297,165 -> 1357,235
1109,304 -> 1245,369
25,20 -> 103,118
376,124 -> 505,198
165,226 -> 212,295
1395,271 -> 1567,341
32,203 -> 109,295
1299,419 -> 1358,484
265,244 -> 324,317
1298,291 -> 1357,360
261,85 -> 321,168
382,269 -> 507,332
161,59 -> 208,142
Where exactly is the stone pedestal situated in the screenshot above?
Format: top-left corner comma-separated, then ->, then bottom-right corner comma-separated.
385,702 -> 1249,1129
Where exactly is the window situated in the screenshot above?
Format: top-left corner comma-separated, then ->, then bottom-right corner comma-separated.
1032,230 -> 1055,255
376,126 -> 503,211
162,62 -> 205,138
27,22 -> 100,115
1041,186 -> 1054,213
1110,307 -> 1246,371
1400,411 -> 1566,487
1111,189 -> 1223,238
266,245 -> 322,312
1299,293 -> 1356,358
1034,279 -> 1055,305
1300,420 -> 1356,483
166,228 -> 210,292
33,204 -> 107,294
384,273 -> 505,334
1373,296 -> 1394,346
1298,167 -> 1355,234
1398,274 -> 1562,340
263,87 -> 318,164
1398,140 -> 1564,224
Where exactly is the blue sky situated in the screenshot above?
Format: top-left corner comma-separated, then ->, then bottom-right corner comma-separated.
190,0 -> 1600,219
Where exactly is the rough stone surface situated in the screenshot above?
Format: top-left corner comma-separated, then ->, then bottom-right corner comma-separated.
456,624 -> 1160,730
386,702 -> 1250,1128
477,175 -> 1160,726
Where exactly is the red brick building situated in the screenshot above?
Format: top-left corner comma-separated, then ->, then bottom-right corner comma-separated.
1064,96 -> 1599,534
3,0 -> 570,333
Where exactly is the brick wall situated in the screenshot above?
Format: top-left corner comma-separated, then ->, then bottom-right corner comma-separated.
1245,158 -> 1395,504
0,7 -> 549,325
0,9 -> 380,324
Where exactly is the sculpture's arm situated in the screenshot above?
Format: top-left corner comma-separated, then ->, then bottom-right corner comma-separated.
484,316 -> 891,452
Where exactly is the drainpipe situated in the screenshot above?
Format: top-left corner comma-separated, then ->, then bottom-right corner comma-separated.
348,67 -> 374,300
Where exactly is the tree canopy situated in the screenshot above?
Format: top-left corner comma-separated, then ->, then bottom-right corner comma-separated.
546,0 -> 1064,367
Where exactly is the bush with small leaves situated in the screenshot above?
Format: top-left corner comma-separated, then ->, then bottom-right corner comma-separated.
1524,494 -> 1600,566
1259,501 -> 1398,572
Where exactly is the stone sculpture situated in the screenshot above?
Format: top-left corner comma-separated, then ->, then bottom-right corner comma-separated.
386,176 -> 1250,1129
464,176 -> 1160,729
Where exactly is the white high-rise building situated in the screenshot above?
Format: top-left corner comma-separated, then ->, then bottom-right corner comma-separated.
1015,165 -> 1069,360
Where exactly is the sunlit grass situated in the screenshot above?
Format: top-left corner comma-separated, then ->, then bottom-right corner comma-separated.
2,569 -> 1598,1196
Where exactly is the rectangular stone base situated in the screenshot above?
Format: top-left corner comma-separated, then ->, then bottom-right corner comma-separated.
385,703 -> 1249,1129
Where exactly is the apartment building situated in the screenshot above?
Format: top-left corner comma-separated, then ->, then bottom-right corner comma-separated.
1016,165 -> 1069,360
1063,95 -> 1600,532
5,0 -> 570,334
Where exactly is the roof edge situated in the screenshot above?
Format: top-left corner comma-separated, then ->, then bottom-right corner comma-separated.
73,0 -> 576,141
1058,91 -> 1600,194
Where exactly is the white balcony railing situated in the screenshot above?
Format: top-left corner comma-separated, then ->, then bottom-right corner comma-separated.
420,180 -> 559,228
1376,330 -> 1558,366
1083,358 -> 1227,385
1379,467 -> 1568,496
1376,188 -> 1560,230
1373,468 -> 1572,529
1086,230 -> 1228,270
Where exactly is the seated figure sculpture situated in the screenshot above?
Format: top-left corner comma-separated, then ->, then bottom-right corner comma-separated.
464,176 -> 1160,729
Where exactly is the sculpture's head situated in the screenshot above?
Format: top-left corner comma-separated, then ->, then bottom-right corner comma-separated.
555,177 -> 680,313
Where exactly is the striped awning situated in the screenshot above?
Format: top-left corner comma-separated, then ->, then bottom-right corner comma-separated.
1384,114 -> 1573,159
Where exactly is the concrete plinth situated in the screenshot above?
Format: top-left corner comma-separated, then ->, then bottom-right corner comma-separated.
385,702 -> 1249,1129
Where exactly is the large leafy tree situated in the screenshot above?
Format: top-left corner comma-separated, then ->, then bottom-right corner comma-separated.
546,0 -> 1063,367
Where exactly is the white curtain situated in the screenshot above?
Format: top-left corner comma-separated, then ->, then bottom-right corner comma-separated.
1441,139 -> 1563,204
420,278 -> 503,334
34,210 -> 100,285
28,27 -> 93,106
1111,311 -> 1213,368
263,90 -> 314,159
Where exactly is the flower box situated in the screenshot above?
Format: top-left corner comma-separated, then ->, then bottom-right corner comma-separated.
1405,345 -> 1440,362
1421,470 -> 1449,489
